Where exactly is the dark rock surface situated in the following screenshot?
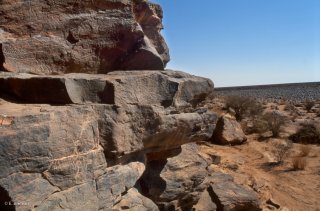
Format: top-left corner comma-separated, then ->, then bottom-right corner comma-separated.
0,0 -> 169,74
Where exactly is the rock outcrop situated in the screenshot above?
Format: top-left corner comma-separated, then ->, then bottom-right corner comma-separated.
0,1 -> 265,210
0,0 -> 169,74
0,70 -> 217,211
139,143 -> 209,210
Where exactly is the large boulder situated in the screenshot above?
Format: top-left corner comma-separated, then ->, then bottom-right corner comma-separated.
206,172 -> 261,211
0,70 -> 216,211
139,143 -> 211,211
211,114 -> 247,145
0,0 -> 169,74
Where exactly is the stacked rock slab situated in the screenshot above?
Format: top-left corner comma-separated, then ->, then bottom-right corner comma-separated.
0,70 -> 216,211
0,1 -> 262,210
0,1 -> 219,210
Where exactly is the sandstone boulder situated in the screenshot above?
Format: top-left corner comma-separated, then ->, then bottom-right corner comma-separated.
139,143 -> 210,210
207,172 -> 261,211
212,114 -> 247,145
0,0 -> 169,74
0,70 -> 216,210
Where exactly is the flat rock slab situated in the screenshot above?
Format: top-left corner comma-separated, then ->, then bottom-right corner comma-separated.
0,70 -> 213,106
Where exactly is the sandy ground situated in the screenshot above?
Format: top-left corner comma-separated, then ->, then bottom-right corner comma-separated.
201,97 -> 320,211
200,140 -> 320,211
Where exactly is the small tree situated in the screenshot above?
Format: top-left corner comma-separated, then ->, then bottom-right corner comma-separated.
289,122 -> 320,144
271,140 -> 293,164
305,100 -> 315,112
262,112 -> 286,137
225,96 -> 263,121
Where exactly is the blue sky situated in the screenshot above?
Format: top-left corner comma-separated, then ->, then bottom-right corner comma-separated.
152,0 -> 320,87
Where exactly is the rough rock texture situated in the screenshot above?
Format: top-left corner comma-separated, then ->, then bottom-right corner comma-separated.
212,114 -> 247,145
112,188 -> 159,211
206,172 -> 261,211
193,189 -> 217,211
139,143 -> 210,210
0,0 -> 169,74
0,70 -> 216,211
138,143 -> 261,211
0,71 -> 216,158
0,1 -> 265,211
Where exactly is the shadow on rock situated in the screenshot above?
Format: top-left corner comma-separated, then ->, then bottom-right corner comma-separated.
0,185 -> 15,211
138,159 -> 168,203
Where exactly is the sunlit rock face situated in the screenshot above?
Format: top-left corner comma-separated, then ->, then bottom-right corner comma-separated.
0,1 -> 263,210
0,70 -> 217,210
0,0 -> 169,74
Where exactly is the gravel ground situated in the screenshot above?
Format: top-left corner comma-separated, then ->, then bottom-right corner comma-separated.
215,82 -> 320,102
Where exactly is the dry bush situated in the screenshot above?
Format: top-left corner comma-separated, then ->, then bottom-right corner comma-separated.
224,95 -> 263,121
248,118 -> 269,134
299,145 -> 311,157
289,122 -> 320,144
284,103 -> 300,116
305,100 -> 315,112
292,157 -> 307,170
205,91 -> 216,102
262,112 -> 286,137
270,104 -> 277,110
246,111 -> 286,137
284,103 -> 295,111
279,99 -> 287,105
271,140 -> 293,164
